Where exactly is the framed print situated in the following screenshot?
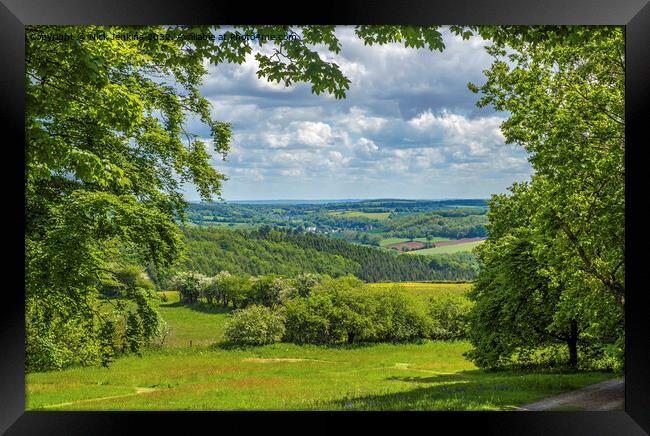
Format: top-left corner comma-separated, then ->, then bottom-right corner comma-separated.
1,0 -> 648,433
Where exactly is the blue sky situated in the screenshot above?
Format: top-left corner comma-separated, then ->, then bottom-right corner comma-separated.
182,26 -> 533,201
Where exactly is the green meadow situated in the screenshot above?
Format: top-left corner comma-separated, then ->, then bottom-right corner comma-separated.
26,284 -> 613,411
26,340 -> 612,411
408,240 -> 484,255
327,210 -> 392,220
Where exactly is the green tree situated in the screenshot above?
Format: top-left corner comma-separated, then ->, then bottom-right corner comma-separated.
464,26 -> 624,369
291,273 -> 323,297
171,271 -> 206,304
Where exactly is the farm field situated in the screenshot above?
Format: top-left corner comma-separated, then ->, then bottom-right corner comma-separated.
408,239 -> 484,255
364,281 -> 472,297
25,341 -> 613,411
327,210 -> 391,220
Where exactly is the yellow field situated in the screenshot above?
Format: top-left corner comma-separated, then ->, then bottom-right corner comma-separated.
364,281 -> 472,297
157,290 -> 181,302
157,284 -> 471,302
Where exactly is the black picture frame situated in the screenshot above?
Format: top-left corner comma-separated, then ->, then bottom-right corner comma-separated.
2,0 -> 648,434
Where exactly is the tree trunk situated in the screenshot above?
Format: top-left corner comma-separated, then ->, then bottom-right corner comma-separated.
567,319 -> 578,368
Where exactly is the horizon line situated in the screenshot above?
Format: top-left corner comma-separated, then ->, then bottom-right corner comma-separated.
186,197 -> 490,203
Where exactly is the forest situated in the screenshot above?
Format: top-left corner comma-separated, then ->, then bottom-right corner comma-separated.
168,225 -> 479,284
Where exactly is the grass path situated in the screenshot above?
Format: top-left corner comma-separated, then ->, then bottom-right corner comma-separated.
41,387 -> 160,409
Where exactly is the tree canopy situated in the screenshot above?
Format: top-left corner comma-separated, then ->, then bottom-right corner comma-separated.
465,26 -> 624,369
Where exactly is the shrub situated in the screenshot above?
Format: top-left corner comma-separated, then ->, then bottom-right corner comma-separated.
311,275 -> 364,294
284,278 -> 375,344
249,275 -> 297,307
373,289 -> 433,342
291,273 -> 323,297
428,293 -> 474,339
26,286 -> 162,372
172,271 -> 206,304
285,278 -> 433,344
26,299 -> 106,372
283,294 -> 335,344
223,305 -> 285,346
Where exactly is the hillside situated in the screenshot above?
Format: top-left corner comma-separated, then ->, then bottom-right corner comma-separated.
174,225 -> 479,283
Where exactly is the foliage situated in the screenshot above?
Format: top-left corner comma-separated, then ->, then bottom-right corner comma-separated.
172,271 -> 206,304
371,288 -> 434,342
173,225 -> 479,283
386,212 -> 487,239
428,293 -> 474,340
26,286 -> 163,372
205,270 -> 252,308
248,275 -> 298,307
162,272 -> 474,347
283,277 -> 439,345
223,305 -> 286,346
25,296 -> 106,372
200,273 -> 221,305
100,264 -> 154,297
463,26 -> 624,369
283,292 -> 342,344
291,273 -> 323,297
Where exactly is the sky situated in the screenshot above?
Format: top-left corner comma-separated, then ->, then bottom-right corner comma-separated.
182,26 -> 533,202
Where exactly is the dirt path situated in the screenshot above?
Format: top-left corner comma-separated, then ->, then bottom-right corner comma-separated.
516,378 -> 624,411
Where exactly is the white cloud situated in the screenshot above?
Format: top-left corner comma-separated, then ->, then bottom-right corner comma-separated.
183,26 -> 533,200
294,121 -> 334,147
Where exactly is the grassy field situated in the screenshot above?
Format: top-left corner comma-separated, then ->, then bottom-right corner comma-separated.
327,210 -> 391,220
26,283 -> 614,411
407,240 -> 484,255
26,341 -> 612,411
157,303 -> 230,347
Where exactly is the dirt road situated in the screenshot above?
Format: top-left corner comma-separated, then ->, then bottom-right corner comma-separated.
516,378 -> 624,411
